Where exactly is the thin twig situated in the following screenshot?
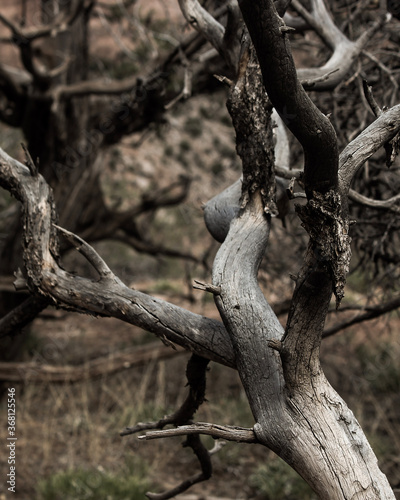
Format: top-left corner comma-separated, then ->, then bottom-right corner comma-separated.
53,225 -> 115,281
362,80 -> 382,117
21,143 -> 38,176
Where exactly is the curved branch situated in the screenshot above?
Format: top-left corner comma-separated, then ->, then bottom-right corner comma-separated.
178,0 -> 225,50
291,0 -> 342,51
339,104 -> 400,193
177,0 -> 240,69
348,189 -> 400,213
291,0 -> 386,91
323,295 -> 400,338
239,0 -> 339,196
0,148 -> 235,368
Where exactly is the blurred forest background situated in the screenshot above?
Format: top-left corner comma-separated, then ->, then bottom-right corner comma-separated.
0,0 -> 399,499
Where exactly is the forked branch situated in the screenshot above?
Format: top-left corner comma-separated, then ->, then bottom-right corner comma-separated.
239,0 -> 339,196
0,148 -> 235,367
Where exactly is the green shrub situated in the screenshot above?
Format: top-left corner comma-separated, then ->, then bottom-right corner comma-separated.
356,342 -> 400,394
250,456 -> 317,500
36,458 -> 152,500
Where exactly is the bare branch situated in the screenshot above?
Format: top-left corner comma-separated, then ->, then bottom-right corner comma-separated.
291,0 -> 342,51
124,354 -> 213,500
139,422 -> 258,444
291,0 -> 387,91
165,50 -> 193,109
178,0 -> 225,55
240,0 -> 339,196
178,0 -> 239,69
112,232 -> 201,264
339,104 -> 400,193
193,280 -> 221,296
362,79 -> 383,117
0,148 -> 235,368
0,295 -> 50,339
323,295 -> 400,338
54,225 -> 116,281
348,189 -> 400,213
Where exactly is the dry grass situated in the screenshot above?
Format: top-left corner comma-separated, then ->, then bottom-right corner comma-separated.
0,301 -> 399,499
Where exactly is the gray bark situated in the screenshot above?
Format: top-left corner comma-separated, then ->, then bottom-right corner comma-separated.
1,0 -> 399,498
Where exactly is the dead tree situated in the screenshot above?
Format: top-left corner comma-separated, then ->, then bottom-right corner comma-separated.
1,0 -> 400,498
0,0 -> 213,337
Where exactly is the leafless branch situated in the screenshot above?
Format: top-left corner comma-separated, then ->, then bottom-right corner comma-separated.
0,295 -> 50,339
323,295 -> 400,338
362,79 -> 383,117
112,232 -> 202,264
0,147 -> 235,368
178,0 -> 240,69
291,0 -> 387,90
339,104 -> 400,193
54,225 -> 116,281
138,422 -> 258,444
124,354 -> 214,500
348,189 -> 400,213
0,342 -> 186,382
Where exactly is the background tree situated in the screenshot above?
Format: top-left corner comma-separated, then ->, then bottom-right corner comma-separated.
1,0 -> 400,498
0,0 -> 222,358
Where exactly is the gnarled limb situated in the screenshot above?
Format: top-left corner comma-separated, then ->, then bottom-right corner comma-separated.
204,1 -> 396,497
0,148 -> 234,367
240,0 -> 339,197
293,0 -> 386,90
339,104 -> 400,193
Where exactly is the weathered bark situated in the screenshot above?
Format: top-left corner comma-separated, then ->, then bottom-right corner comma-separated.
0,148 -> 234,368
211,191 -> 394,499
1,0 -> 399,498
202,1 -> 395,492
